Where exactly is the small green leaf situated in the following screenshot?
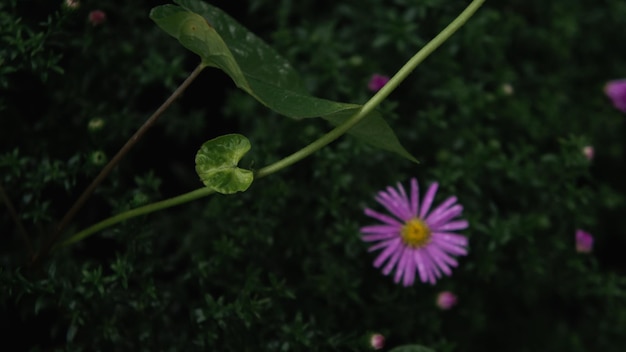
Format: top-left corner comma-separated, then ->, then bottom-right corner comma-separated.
195,134 -> 253,194
388,345 -> 436,352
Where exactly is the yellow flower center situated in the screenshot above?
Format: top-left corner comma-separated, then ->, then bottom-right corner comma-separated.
401,218 -> 431,248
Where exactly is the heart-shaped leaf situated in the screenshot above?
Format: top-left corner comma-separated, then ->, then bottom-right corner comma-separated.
195,134 -> 253,194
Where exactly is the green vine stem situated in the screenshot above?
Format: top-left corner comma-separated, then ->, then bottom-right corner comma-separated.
58,0 -> 485,250
58,187 -> 215,248
256,0 -> 484,177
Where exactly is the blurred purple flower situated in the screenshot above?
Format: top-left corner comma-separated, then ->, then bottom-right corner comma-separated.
361,178 -> 469,286
604,79 -> 626,113
369,333 -> 385,350
368,74 -> 390,92
436,291 -> 457,310
89,10 -> 106,26
576,229 -> 593,253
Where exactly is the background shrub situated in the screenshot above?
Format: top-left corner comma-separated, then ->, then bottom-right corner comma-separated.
1,0 -> 625,351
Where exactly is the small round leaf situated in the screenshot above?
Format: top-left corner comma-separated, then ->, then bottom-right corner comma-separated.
195,134 -> 253,194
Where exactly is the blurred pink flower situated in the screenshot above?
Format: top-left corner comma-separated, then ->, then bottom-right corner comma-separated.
604,79 -> 626,113
436,291 -> 457,310
368,74 -> 390,92
575,229 -> 593,253
89,10 -> 107,26
369,333 -> 385,350
582,146 -> 594,161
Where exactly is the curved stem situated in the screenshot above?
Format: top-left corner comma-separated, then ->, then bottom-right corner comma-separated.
57,187 -> 215,248
256,0 -> 485,178
36,64 -> 205,263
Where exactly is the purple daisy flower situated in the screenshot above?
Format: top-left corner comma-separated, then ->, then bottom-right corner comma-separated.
360,178 -> 469,286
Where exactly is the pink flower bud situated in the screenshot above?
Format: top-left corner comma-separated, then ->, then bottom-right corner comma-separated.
604,79 -> 626,113
368,74 -> 390,92
89,10 -> 107,26
576,229 -> 594,253
369,333 -> 385,350
582,146 -> 594,161
436,291 -> 457,310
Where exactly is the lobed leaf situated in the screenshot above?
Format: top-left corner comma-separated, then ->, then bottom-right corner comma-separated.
195,134 -> 254,194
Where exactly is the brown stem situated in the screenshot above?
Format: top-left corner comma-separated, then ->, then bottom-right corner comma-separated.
0,182 -> 34,259
34,63 -> 205,265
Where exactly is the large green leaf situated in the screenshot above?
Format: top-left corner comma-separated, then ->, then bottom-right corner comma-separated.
150,0 -> 417,162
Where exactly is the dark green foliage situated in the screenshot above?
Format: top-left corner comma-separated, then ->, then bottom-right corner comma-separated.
1,0 -> 625,351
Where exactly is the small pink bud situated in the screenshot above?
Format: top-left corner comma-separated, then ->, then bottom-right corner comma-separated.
89,10 -> 107,26
436,291 -> 457,310
368,74 -> 390,92
369,333 -> 385,350
582,146 -> 594,161
576,229 -> 594,253
604,79 -> 626,113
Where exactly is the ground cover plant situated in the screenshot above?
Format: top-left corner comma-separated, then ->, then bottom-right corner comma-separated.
1,0 -> 626,351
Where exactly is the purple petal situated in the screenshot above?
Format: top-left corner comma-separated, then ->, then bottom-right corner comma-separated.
426,261 -> 437,285
413,250 -> 429,283
419,182 -> 439,218
415,249 -> 437,284
362,233 -> 397,242
394,248 -> 409,284
422,249 -> 443,280
433,232 -> 469,246
368,238 -> 395,252
373,239 -> 402,267
432,220 -> 469,232
364,208 -> 402,226
403,250 -> 416,286
394,182 -> 409,206
376,191 -> 412,221
360,224 -> 401,234
425,197 -> 458,222
432,236 -> 468,256
427,205 -> 463,229
382,245 -> 404,275
424,245 -> 453,276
